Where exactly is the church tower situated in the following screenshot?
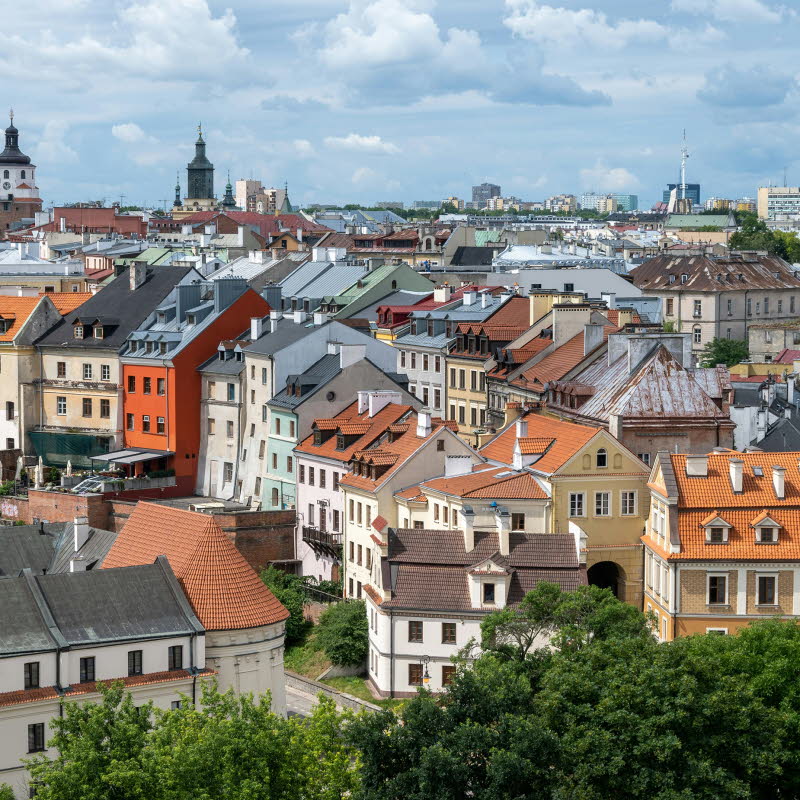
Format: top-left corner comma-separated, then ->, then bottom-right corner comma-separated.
0,111 -> 42,235
186,124 -> 214,202
221,171 -> 237,209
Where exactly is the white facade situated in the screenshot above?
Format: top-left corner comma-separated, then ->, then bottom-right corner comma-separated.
395,346 -> 446,416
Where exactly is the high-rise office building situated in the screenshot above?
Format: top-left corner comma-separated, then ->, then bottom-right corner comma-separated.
663,183 -> 701,206
472,183 -> 501,205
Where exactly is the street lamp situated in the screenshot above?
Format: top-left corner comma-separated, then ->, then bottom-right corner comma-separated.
420,654 -> 431,687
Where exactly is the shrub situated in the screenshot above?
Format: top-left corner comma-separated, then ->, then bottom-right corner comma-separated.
260,566 -> 308,644
316,600 -> 368,667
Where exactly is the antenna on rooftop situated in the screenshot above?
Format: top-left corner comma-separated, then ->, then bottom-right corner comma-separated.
680,129 -> 690,201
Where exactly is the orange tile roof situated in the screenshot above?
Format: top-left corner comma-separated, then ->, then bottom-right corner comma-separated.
518,437 -> 555,454
103,503 -> 289,630
480,411 -> 601,474
671,509 -> 800,560
419,464 -> 548,500
340,412 -> 455,491
45,292 -> 94,314
296,401 -> 414,462
0,296 -> 39,341
670,453 -> 800,507
395,485 -> 427,503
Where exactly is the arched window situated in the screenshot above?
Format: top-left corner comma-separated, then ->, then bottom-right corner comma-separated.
20,170 -> 25,179
391,280 -> 397,289
693,327 -> 702,344
2,170 -> 7,179
271,488 -> 279,506
596,448 -> 607,468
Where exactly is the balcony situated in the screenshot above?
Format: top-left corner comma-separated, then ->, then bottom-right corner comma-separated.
302,526 -> 342,560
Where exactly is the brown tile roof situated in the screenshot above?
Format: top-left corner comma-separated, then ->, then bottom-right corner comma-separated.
103,503 -> 288,630
480,412 -> 600,473
0,668 -> 215,707
669,452 -> 800,507
632,253 -> 800,292
419,464 -> 548,500
382,528 -> 584,610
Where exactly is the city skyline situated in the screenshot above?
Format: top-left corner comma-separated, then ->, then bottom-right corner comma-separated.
4,0 -> 798,207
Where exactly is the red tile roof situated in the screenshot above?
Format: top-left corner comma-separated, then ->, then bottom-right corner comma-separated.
103,503 -> 288,630
775,349 -> 800,364
418,464 -> 548,500
480,412 -> 600,473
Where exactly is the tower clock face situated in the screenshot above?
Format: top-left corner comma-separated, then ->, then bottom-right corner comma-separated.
2,182 -> 10,190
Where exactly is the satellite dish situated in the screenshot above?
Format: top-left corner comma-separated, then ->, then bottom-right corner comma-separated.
326,391 -> 336,401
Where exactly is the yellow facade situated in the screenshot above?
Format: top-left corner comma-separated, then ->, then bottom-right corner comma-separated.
444,353 -> 487,442
550,431 -> 649,607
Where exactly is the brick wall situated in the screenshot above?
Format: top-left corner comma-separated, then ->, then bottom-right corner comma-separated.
216,509 -> 297,571
745,569 -> 794,615
680,568 -> 738,614
0,489 -> 110,528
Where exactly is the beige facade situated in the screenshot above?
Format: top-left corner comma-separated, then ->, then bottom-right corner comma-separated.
747,321 -> 800,361
445,353 -> 487,442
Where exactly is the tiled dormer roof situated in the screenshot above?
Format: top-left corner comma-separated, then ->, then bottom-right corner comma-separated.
103,502 -> 288,630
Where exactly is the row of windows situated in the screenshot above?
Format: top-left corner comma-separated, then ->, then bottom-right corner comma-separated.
56,362 -> 112,381
2,169 -> 26,179
22,646 -> 183,693
348,499 -> 372,527
449,403 -> 486,427
298,464 -> 340,490
665,296 -> 797,319
410,385 -> 442,409
307,503 -> 340,530
55,396 -> 112,418
348,541 -> 373,568
706,572 -> 778,606
126,413 -> 165,433
127,376 -> 166,395
449,367 -> 485,392
405,620 -> 458,644
569,490 -> 638,518
206,381 -> 236,402
399,351 -> 442,372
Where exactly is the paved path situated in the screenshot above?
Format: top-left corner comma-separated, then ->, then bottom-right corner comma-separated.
286,685 -> 319,718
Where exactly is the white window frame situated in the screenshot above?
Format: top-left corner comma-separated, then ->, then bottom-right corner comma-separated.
594,491 -> 610,517
707,572 -> 729,605
82,363 -> 93,380
56,396 -> 67,416
569,492 -> 585,518
756,572 -> 778,606
756,525 -> 778,544
101,364 -> 110,381
706,628 -> 728,635
620,490 -> 637,516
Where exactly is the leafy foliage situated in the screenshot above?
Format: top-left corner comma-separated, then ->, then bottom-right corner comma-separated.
260,566 -> 309,644
349,616 -> 800,800
0,786 -> 15,800
27,682 -> 360,800
699,337 -> 749,367
316,599 -> 369,667
729,212 -> 800,260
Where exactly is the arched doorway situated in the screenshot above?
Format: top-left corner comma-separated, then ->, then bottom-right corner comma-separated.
587,561 -> 624,598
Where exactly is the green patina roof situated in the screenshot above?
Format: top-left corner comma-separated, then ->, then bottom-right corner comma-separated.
113,247 -> 173,268
474,229 -> 503,247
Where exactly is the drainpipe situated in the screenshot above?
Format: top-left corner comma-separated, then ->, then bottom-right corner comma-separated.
389,608 -> 395,698
190,631 -> 197,707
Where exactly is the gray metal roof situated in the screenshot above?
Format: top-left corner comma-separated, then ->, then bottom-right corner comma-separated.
198,351 -> 247,375
245,317 -> 327,356
269,353 -> 342,410
279,261 -> 367,299
0,576 -> 56,655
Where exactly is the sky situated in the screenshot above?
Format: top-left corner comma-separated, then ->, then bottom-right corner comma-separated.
3,0 -> 799,209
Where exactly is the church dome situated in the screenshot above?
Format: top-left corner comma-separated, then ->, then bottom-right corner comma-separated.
0,114 -> 31,165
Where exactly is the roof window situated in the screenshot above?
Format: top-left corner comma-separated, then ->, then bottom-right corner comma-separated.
681,274 -> 688,284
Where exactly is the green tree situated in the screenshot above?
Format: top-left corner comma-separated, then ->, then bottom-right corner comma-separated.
0,786 -> 15,800
28,682 -> 359,800
260,565 -> 309,644
729,212 -> 788,257
316,599 -> 369,666
480,583 -> 652,660
700,337 -> 749,367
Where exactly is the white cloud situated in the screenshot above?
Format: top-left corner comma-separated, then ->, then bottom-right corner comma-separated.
503,0 -> 667,49
324,133 -> 400,154
579,160 -> 640,190
293,139 -> 314,158
33,121 -> 78,165
111,122 -> 150,143
351,166 -> 378,184
670,0 -> 784,23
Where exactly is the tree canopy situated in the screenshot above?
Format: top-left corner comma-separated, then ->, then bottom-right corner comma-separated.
729,212 -> 800,261
27,682 -> 359,800
316,599 -> 369,667
699,337 -> 749,368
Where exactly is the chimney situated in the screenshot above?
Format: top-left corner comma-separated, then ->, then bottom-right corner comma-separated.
685,454 -> 708,477
269,309 -> 281,334
237,225 -> 245,247
73,516 -> 90,552
516,418 -> 528,439
297,227 -> 303,243
462,290 -> 476,306
583,323 -> 605,355
729,458 -> 743,492
129,262 -> 147,291
293,309 -> 308,324
433,285 -> 452,303
445,454 -> 472,477
69,556 -> 87,573
496,508 -> 511,556
416,408 -> 432,438
339,343 -> 367,369
480,292 -> 489,308
368,391 -> 400,417
462,506 -> 475,552
772,465 -> 786,499
357,391 -> 370,414
250,316 -> 264,342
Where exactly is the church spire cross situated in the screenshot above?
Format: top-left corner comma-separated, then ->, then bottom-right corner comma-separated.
9,108 -> 13,124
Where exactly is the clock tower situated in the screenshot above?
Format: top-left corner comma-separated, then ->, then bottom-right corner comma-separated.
0,111 -> 42,236
172,123 -> 219,219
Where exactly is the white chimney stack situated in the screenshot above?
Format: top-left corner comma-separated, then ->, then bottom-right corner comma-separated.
357,391 -> 370,414
73,516 -> 90,552
772,465 -> 786,499
462,290 -> 476,306
480,292 -> 489,308
462,508 -> 475,552
516,418 -> 528,439
416,408 -> 432,438
250,317 -> 264,342
293,310 -> 308,324
339,343 -> 367,369
496,509 -> 511,556
368,390 -> 402,417
729,458 -> 743,493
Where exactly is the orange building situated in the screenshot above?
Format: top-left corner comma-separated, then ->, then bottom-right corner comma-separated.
117,279 -> 269,489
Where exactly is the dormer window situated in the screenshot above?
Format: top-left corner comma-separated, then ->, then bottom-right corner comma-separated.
708,527 -> 725,543
681,274 -> 688,284
482,583 -> 496,605
702,514 -> 731,543
186,313 -> 195,326
93,326 -> 103,339
336,433 -> 345,450
159,342 -> 167,354
313,430 -> 322,446
73,325 -> 84,339
757,527 -> 778,543
596,448 -> 607,468
668,274 -> 676,284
